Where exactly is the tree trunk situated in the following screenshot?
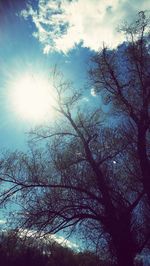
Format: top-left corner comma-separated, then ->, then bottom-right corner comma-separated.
109,213 -> 136,266
137,125 -> 150,201
116,249 -> 134,266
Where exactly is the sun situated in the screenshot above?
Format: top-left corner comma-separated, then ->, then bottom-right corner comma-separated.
10,73 -> 56,123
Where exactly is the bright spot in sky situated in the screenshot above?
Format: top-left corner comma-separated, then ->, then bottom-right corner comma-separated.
113,160 -> 117,164
10,73 -> 56,123
91,88 -> 97,97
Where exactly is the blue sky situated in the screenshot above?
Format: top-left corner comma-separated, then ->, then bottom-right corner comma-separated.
0,0 -> 149,151
0,0 -> 95,151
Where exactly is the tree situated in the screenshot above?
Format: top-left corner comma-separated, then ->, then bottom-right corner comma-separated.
1,12 -> 150,266
0,68 -> 146,266
0,229 -> 49,266
89,11 -> 150,203
0,229 -> 90,266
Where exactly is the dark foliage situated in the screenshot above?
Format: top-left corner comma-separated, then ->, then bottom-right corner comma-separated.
0,230 -> 103,266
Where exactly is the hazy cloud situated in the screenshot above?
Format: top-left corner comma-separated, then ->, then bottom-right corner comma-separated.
18,229 -> 79,250
51,234 -> 79,250
21,0 -> 150,54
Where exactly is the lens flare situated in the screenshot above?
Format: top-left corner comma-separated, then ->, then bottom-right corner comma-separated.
10,73 -> 56,123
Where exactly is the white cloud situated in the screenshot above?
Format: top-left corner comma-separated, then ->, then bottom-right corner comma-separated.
91,88 -> 97,97
43,44 -> 51,54
21,0 -> 150,54
18,229 -> 79,251
51,234 -> 79,250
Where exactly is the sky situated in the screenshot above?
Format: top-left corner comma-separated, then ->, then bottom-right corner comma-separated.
0,0 -> 150,228
0,0 -> 149,152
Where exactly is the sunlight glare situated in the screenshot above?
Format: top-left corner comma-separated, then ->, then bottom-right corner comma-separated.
11,73 -> 56,123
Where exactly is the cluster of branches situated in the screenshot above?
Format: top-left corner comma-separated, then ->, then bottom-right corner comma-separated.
0,11 -> 150,266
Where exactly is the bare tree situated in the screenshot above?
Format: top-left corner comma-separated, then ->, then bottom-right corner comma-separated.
1,12 -> 150,265
0,69 -> 146,266
89,11 -> 150,203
